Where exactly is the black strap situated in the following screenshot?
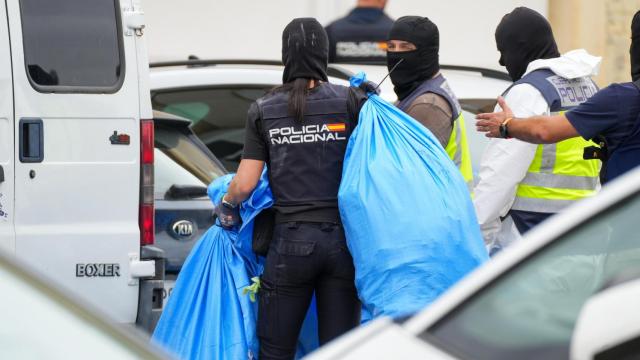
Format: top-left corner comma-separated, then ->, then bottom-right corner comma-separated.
347,87 -> 367,125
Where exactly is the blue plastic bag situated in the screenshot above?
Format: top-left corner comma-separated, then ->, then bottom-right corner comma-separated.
152,172 -> 272,360
339,73 -> 488,318
152,170 -> 319,359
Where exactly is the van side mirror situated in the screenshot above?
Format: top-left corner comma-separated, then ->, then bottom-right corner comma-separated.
570,274 -> 640,360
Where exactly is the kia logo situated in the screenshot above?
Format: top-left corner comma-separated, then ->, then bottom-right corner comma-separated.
172,220 -> 194,239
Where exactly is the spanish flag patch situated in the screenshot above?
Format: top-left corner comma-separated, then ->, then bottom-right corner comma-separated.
327,123 -> 346,132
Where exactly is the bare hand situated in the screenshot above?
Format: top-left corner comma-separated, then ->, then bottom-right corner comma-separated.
475,97 -> 514,138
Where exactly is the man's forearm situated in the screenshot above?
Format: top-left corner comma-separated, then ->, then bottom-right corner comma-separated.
476,97 -> 579,144
507,116 -> 556,144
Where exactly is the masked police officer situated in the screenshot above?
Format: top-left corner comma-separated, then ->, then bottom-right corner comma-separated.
387,16 -> 474,191
214,18 -> 366,360
325,0 -> 393,64
474,7 -> 601,253
476,11 -> 640,187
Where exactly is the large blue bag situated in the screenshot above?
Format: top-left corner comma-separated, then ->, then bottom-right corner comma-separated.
339,73 -> 488,318
151,172 -> 272,360
151,171 -> 318,359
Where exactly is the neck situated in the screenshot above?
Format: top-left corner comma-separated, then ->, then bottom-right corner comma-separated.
357,0 -> 384,9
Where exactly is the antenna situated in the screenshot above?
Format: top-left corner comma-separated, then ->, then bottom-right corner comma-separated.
374,58 -> 404,92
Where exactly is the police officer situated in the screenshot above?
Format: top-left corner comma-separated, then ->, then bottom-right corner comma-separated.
214,18 -> 366,360
472,7 -> 602,253
477,9 -> 640,186
387,16 -> 474,191
325,0 -> 393,64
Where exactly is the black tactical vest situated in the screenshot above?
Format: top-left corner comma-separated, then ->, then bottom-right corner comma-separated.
257,83 -> 358,220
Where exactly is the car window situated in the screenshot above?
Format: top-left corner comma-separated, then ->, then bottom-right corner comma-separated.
20,0 -> 123,91
154,125 -> 226,198
0,263 -> 149,359
422,193 -> 640,360
151,87 -> 271,171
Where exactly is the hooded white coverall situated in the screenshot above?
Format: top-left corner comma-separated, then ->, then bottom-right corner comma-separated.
473,49 -> 602,252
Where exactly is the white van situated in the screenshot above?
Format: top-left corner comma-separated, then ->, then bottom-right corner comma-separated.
0,0 -> 163,332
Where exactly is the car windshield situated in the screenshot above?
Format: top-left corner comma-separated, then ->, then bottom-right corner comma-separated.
152,87 -> 271,171
154,124 -> 226,197
421,190 -> 640,360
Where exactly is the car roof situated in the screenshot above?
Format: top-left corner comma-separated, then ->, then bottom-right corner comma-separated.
150,65 -> 350,90
402,166 -> 640,335
334,64 -> 511,101
149,59 -> 512,102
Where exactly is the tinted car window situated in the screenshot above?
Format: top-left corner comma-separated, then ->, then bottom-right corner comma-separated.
152,87 -> 270,171
154,125 -> 226,197
422,193 -> 640,360
20,0 -> 123,90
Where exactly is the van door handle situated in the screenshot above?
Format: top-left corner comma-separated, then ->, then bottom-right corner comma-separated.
0,165 -> 4,183
19,118 -> 44,163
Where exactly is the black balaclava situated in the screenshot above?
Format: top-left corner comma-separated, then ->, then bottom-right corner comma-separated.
281,18 -> 329,83
630,10 -> 640,81
495,7 -> 560,81
387,16 -> 440,100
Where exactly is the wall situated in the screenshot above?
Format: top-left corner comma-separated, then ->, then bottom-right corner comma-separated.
141,0 -> 547,70
550,0 -> 640,85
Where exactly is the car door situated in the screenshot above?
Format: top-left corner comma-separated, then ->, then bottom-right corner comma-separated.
7,0 -> 141,323
0,0 -> 14,253
418,187 -> 640,360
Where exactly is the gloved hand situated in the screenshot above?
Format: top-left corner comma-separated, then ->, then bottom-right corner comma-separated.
359,80 -> 380,95
214,195 -> 241,229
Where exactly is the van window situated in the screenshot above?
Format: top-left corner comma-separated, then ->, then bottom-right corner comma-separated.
20,0 -> 124,91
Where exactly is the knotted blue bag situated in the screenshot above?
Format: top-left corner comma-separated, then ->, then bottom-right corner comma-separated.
339,73 -> 488,318
151,172 -> 271,359
152,171 -> 318,359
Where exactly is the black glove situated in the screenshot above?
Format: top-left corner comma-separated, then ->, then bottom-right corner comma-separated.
359,80 -> 380,95
214,196 -> 241,229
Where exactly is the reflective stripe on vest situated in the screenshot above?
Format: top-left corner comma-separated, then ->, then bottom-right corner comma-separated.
397,75 -> 474,193
508,69 -> 601,213
510,109 -> 600,213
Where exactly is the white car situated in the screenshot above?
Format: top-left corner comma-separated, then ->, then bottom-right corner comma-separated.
307,166 -> 640,360
149,59 -> 511,177
0,249 -> 168,359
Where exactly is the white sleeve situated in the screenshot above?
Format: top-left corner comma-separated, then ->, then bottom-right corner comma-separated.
473,84 -> 548,245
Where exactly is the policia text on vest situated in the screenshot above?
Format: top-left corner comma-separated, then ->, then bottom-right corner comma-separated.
503,69 -> 600,233
268,123 -> 347,145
